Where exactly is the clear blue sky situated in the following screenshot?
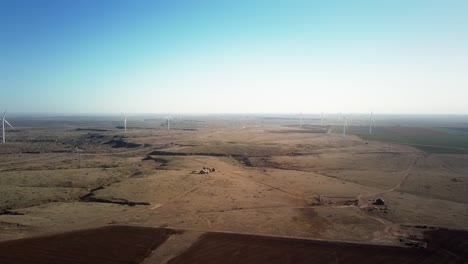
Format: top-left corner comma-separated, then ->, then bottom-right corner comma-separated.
1,0 -> 467,114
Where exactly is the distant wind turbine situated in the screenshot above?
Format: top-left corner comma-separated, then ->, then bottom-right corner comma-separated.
2,109 -> 15,143
164,116 -> 174,130
342,115 -> 348,136
369,112 -> 376,135
121,113 -> 128,133
75,146 -> 83,169
300,112 -> 303,128
347,113 -> 353,126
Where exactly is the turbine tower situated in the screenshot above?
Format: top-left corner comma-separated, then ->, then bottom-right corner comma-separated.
342,116 -> 348,136
300,112 -> 303,128
369,112 -> 375,134
122,113 -> 128,133
164,116 -> 174,130
2,110 -> 15,143
75,146 -> 83,169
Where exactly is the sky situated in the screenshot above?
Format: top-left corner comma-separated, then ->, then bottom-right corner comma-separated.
1,0 -> 468,114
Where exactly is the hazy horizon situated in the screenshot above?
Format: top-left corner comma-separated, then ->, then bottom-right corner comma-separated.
2,1 -> 468,114
5,112 -> 468,118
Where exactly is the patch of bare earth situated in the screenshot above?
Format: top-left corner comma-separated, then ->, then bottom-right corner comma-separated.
0,226 -> 174,264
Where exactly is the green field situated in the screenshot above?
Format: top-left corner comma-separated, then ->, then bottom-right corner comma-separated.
343,126 -> 468,154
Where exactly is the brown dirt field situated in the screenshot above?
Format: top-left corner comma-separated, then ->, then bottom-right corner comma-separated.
168,232 -> 458,264
424,228 -> 468,262
383,126 -> 443,136
0,226 -> 465,264
398,154 -> 468,203
0,225 -> 174,264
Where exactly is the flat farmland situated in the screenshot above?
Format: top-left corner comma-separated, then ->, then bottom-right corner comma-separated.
352,126 -> 468,153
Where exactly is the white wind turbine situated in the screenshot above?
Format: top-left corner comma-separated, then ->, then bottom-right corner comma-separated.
369,112 -> 376,135
164,115 -> 174,130
300,112 -> 303,128
342,115 -> 348,136
2,109 -> 15,143
75,146 -> 83,169
122,113 -> 128,133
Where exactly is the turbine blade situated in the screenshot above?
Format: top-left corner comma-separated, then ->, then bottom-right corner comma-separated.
5,119 -> 14,129
2,110 -> 6,119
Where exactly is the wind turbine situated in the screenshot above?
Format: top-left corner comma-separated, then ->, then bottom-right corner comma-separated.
164,116 -> 174,130
121,113 -> 128,133
300,112 -> 303,128
2,109 -> 15,143
75,146 -> 83,169
369,112 -> 375,134
342,115 -> 348,136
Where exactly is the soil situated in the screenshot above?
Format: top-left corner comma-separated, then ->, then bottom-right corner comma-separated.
0,226 -> 464,264
169,231 -> 459,264
0,226 -> 175,264
424,228 -> 468,262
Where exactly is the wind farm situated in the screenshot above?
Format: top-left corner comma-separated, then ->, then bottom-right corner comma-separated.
1,0 -> 468,263
0,112 -> 467,263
